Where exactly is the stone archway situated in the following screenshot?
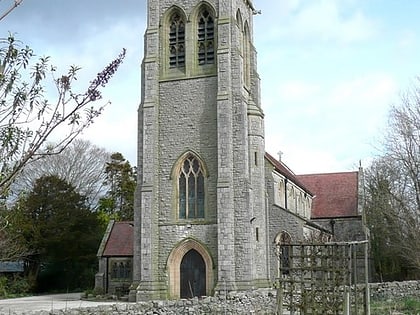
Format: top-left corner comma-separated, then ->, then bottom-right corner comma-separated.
167,239 -> 214,299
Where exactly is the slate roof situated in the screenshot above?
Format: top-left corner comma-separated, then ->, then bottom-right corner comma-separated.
297,172 -> 359,218
265,152 -> 314,196
0,261 -> 24,273
102,221 -> 134,257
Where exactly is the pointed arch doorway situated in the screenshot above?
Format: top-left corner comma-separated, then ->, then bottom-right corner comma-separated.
180,249 -> 206,298
167,239 -> 214,299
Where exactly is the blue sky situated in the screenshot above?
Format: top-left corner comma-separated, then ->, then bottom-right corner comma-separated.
1,0 -> 419,174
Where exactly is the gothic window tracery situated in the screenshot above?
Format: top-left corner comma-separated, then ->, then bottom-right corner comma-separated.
110,260 -> 132,279
178,154 -> 205,219
197,8 -> 214,65
169,12 -> 185,68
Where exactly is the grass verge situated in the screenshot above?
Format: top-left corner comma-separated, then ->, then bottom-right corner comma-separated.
371,297 -> 420,315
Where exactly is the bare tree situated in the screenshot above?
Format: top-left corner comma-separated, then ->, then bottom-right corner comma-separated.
365,78 -> 420,280
0,35 -> 126,197
0,0 -> 24,22
12,139 -> 111,207
0,212 -> 31,261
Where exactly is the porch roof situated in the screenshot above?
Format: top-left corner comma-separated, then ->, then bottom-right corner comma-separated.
103,221 -> 134,256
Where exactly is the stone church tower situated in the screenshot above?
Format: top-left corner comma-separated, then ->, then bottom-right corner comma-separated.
132,0 -> 269,300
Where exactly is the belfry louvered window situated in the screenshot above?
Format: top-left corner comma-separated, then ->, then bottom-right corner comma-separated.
178,155 -> 205,219
169,13 -> 185,68
197,9 -> 214,65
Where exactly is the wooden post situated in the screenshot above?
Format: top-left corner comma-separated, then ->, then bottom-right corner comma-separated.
276,281 -> 283,315
344,289 -> 350,315
364,242 -> 371,315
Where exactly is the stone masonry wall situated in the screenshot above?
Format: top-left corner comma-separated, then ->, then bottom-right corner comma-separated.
10,282 -> 420,315
369,280 -> 420,300
12,290 -> 278,315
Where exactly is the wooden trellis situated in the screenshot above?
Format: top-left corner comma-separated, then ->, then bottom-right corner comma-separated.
275,241 -> 370,315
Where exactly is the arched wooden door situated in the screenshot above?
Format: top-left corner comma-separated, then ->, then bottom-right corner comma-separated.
180,249 -> 206,298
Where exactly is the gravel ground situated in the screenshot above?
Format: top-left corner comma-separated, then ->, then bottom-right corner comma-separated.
0,293 -> 125,314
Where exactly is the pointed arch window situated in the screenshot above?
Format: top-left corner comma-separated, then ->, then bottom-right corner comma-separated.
110,260 -> 132,279
236,10 -> 243,56
197,8 -> 214,65
178,154 -> 205,219
243,23 -> 251,87
275,231 -> 292,276
169,12 -> 185,68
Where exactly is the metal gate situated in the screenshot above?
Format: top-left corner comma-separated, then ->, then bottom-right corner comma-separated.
275,241 -> 370,314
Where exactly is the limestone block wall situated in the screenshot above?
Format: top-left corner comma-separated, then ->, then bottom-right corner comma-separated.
265,162 -> 308,281
312,217 -> 367,242
267,204 -> 306,282
19,282 -> 420,314
370,280 -> 420,299
158,77 -> 218,225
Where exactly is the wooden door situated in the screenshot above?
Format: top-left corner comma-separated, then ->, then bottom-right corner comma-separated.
180,249 -> 206,298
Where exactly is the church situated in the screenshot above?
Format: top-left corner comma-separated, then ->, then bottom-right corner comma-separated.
95,0 -> 368,301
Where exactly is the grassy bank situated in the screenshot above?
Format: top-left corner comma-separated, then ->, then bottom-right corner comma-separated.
371,297 -> 420,315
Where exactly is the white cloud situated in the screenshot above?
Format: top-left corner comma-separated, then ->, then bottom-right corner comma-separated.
256,0 -> 378,44
265,138 -> 345,174
263,71 -> 398,174
5,0 -> 420,176
19,16 -> 143,166
329,73 -> 397,107
81,110 -> 137,163
278,81 -> 321,103
325,73 -> 397,136
398,30 -> 417,49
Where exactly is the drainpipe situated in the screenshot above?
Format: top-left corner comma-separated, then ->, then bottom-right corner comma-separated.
330,219 -> 336,238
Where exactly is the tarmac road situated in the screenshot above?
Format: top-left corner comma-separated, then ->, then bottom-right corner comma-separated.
0,293 -> 124,314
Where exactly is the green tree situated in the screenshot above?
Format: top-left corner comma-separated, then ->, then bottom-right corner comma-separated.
9,175 -> 103,291
0,34 -> 125,197
98,153 -> 136,221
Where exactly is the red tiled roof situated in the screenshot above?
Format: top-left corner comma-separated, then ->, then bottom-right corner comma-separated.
297,172 -> 359,218
103,221 -> 134,256
265,152 -> 314,196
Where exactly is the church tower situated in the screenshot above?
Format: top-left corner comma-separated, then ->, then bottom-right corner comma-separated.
132,0 -> 269,300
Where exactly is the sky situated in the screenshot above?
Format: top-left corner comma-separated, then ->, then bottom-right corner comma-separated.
1,0 -> 419,174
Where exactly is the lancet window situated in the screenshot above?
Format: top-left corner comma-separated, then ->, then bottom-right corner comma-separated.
169,12 -> 185,68
110,260 -> 131,279
197,9 -> 214,65
178,154 -> 205,219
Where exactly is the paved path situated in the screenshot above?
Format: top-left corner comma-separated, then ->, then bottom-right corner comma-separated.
0,293 -> 125,314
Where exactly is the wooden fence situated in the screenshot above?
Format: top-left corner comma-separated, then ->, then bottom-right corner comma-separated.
275,241 -> 370,315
